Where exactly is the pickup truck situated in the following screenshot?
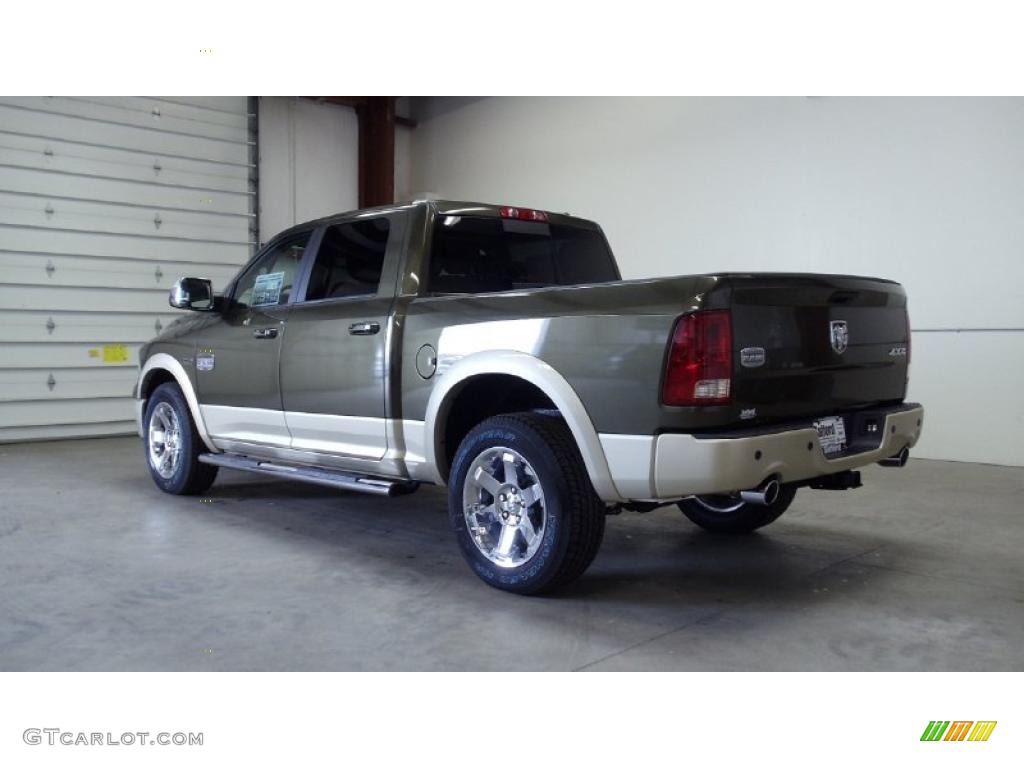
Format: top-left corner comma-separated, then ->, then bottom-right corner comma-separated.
134,200 -> 924,594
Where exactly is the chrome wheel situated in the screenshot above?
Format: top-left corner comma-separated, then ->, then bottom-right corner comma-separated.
148,401 -> 182,480
692,493 -> 746,513
462,446 -> 546,568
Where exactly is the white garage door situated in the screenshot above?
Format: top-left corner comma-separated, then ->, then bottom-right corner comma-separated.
0,96 -> 257,442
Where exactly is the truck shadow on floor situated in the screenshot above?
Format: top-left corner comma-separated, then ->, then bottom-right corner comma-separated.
173,475 -> 909,608
563,531 -> 893,605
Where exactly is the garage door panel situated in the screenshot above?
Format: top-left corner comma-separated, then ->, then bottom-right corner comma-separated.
0,284 -> 192,314
75,97 -> 249,131
0,98 -> 250,145
0,138 -> 252,194
0,252 -> 240,292
0,193 -> 252,243
0,96 -> 255,441
0,166 -> 251,216
0,341 -> 140,369
0,104 -> 249,165
154,97 -> 250,115
0,368 -> 138,401
0,420 -> 137,443
0,225 -> 251,265
59,97 -> 250,134
0,309 -> 183,343
0,397 -> 134,428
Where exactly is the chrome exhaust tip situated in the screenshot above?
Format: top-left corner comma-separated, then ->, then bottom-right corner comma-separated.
740,478 -> 780,506
878,446 -> 910,468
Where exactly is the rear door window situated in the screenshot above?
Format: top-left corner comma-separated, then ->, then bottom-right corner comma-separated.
303,217 -> 391,301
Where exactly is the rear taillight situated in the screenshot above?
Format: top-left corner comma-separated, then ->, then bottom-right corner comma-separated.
499,206 -> 548,222
662,310 -> 733,406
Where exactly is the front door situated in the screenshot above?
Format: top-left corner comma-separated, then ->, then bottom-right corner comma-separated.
279,215 -> 399,461
195,230 -> 313,448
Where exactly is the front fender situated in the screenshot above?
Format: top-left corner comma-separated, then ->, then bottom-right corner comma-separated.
136,352 -> 217,453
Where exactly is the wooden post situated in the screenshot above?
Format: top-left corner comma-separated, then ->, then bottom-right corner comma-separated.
302,97 -> 398,208
357,97 -> 396,207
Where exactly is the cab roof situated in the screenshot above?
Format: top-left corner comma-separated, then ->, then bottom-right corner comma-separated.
267,199 -> 601,245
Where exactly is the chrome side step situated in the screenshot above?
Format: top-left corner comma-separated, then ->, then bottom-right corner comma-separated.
198,453 -> 418,497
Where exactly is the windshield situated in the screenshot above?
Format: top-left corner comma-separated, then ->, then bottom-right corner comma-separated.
428,215 -> 618,295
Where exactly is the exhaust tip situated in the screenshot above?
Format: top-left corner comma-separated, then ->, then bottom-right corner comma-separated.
739,477 -> 780,506
878,446 -> 910,468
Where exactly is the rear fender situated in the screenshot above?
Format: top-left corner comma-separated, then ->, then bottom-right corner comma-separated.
423,350 -> 622,502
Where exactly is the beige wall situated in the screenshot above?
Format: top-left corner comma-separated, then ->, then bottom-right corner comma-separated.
258,97 -> 358,243
409,97 -> 1024,466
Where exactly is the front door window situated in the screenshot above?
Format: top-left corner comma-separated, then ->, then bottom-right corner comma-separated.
231,233 -> 310,310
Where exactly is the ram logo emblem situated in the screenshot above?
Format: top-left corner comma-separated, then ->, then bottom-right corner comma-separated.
830,320 -> 849,355
740,347 -> 766,368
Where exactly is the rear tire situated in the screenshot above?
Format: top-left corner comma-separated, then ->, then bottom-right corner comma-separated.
143,382 -> 218,495
449,412 -> 605,595
677,485 -> 797,534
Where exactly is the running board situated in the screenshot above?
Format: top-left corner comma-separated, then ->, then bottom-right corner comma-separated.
198,453 -> 418,497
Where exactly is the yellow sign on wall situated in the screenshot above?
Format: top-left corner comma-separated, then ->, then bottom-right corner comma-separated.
102,344 -> 129,363
88,344 -> 129,364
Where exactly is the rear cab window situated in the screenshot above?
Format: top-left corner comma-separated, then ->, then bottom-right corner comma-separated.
427,214 -> 618,295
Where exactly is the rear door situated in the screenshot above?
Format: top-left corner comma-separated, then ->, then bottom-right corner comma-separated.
195,230 -> 315,448
279,212 -> 405,462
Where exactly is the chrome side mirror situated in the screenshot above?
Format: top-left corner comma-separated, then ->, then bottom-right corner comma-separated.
169,277 -> 214,311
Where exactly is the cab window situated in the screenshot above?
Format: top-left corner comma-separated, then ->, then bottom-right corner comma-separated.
303,217 -> 391,301
232,232 -> 310,309
427,215 -> 618,295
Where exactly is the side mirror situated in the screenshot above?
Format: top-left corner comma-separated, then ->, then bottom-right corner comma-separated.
169,277 -> 215,311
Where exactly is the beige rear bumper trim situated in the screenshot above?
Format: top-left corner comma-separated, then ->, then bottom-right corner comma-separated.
650,406 -> 924,500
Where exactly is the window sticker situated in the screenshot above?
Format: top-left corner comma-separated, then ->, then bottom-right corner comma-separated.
252,271 -> 285,306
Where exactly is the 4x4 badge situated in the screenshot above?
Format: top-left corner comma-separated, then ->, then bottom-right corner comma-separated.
830,320 -> 848,355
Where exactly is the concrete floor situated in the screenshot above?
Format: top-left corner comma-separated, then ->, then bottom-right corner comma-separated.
0,436 -> 1021,671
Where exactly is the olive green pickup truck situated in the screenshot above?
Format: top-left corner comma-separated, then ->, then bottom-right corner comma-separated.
134,200 -> 924,594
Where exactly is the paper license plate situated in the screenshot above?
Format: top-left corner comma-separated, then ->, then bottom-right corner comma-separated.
814,416 -> 847,456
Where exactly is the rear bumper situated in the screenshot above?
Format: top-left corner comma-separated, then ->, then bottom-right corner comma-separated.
599,403 -> 924,501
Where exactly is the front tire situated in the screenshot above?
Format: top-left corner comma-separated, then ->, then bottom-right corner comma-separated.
143,382 -> 218,495
449,412 -> 606,595
677,485 -> 797,534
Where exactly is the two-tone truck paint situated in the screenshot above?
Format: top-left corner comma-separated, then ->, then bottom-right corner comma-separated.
135,200 -> 923,594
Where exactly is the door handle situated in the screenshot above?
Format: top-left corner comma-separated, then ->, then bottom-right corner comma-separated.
348,321 -> 380,336
253,327 -> 279,339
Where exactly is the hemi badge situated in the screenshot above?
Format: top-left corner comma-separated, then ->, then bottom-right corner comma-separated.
740,347 -> 766,368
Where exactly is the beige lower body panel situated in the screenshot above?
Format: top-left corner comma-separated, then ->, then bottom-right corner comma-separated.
200,404 -> 291,447
134,398 -> 145,437
602,406 -> 924,501
285,411 -> 387,460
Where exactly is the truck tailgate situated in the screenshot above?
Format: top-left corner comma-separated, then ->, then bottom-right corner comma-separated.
719,273 -> 910,425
